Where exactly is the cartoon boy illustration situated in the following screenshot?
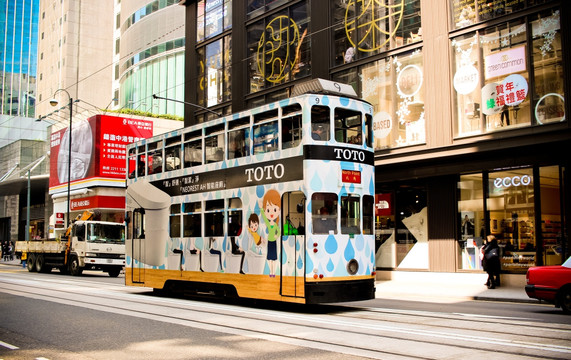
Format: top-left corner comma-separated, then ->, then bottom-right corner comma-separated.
260,189 -> 280,277
247,213 -> 263,254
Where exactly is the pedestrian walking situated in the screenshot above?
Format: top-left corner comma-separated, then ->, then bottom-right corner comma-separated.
481,235 -> 501,289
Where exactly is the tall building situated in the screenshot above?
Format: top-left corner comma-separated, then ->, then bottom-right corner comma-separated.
118,0 -> 186,117
36,0 -> 115,120
178,0 -> 571,285
0,0 -> 39,117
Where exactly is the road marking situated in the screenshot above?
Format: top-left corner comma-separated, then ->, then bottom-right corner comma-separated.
0,340 -> 19,350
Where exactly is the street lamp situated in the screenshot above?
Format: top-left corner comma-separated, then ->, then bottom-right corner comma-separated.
49,89 -> 73,228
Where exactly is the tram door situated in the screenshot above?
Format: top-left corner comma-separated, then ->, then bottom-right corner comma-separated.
281,192 -> 305,298
130,209 -> 145,283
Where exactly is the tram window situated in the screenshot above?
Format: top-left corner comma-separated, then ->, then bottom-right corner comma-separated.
341,195 -> 360,235
183,201 -> 202,237
136,155 -> 147,177
363,195 -> 374,235
227,198 -> 243,237
205,199 -> 224,236
311,105 -> 330,141
128,155 -> 137,179
253,121 -> 278,154
335,108 -> 362,145
183,213 -> 201,237
133,209 -> 145,239
228,128 -> 249,159
165,136 -> 181,171
205,212 -> 224,237
282,103 -> 301,117
365,113 -> 373,148
170,204 -> 181,238
205,134 -> 225,163
148,141 -> 164,175
184,139 -> 202,167
183,201 -> 202,213
254,109 -> 278,123
311,193 -> 338,234
282,115 -> 302,149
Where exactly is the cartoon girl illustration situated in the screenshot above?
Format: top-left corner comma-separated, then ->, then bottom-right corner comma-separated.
260,189 -> 280,277
247,213 -> 263,254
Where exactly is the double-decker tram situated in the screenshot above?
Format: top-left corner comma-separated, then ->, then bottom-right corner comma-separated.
125,79 -> 376,304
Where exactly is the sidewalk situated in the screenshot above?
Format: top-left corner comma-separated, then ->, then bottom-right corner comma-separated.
0,258 -> 534,303
374,270 -> 535,304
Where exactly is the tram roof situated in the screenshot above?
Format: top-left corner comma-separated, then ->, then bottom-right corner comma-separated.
291,78 -> 359,99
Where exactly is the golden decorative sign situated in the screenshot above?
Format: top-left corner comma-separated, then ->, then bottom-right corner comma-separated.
257,15 -> 301,83
345,0 -> 404,52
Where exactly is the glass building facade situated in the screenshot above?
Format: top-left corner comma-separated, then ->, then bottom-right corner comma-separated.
0,0 -> 39,117
119,0 -> 185,118
180,0 -> 570,281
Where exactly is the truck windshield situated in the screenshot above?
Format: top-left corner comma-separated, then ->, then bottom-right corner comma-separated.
87,224 -> 125,244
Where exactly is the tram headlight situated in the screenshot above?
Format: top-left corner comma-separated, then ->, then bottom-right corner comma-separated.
347,259 -> 359,275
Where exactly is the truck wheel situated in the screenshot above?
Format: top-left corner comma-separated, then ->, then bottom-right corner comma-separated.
69,256 -> 83,276
35,255 -> 51,273
108,268 -> 121,277
27,254 -> 36,272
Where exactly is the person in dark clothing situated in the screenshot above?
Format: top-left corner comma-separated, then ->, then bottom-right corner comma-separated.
482,235 -> 501,288
230,236 -> 245,274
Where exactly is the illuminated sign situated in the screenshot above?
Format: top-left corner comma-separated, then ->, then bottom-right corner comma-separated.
257,15 -> 301,83
493,175 -> 532,189
70,196 -> 126,211
341,170 -> 361,184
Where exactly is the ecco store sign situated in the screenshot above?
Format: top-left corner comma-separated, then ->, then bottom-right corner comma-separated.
493,175 -> 532,189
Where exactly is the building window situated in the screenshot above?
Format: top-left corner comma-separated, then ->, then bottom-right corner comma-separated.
332,0 -> 421,66
247,1 -> 310,93
457,174 -> 485,270
449,0 -> 552,30
357,49 -> 425,149
197,36 -> 232,107
375,184 -> 428,269
197,0 -> 232,43
452,8 -> 564,138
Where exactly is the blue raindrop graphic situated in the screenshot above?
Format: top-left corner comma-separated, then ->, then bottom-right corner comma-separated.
256,185 -> 265,198
297,254 -> 303,270
310,173 -> 323,191
305,253 -> 314,272
324,234 -> 338,254
322,96 -> 329,106
369,178 -> 375,195
340,97 -> 350,106
296,239 -> 300,251
282,249 -> 288,265
355,235 -> 364,251
327,259 -> 334,272
344,240 -> 355,261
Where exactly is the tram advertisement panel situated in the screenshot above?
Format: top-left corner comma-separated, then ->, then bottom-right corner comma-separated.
152,156 -> 304,196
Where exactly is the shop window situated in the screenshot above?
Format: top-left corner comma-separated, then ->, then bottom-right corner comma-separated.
332,0 -> 421,66
246,1 -> 310,93
488,168 -> 535,273
197,36 -> 232,108
452,9 -> 565,138
196,0 -> 232,42
170,204 -> 181,238
540,166 -> 563,266
449,0 -> 552,30
457,174 -> 485,270
375,192 -> 396,268
532,10 -> 564,125
311,193 -> 337,235
358,50 -> 425,149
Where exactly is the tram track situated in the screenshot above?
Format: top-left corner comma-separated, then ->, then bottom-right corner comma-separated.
0,272 -> 570,360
